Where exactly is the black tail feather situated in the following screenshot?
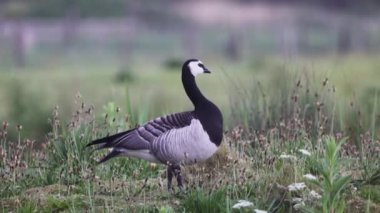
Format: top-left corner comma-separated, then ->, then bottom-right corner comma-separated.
97,149 -> 122,164
86,129 -> 134,149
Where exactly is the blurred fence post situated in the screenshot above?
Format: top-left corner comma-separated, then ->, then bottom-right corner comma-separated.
62,8 -> 79,48
352,21 -> 371,53
282,20 -> 298,57
182,23 -> 199,58
12,20 -> 26,67
337,21 -> 352,54
225,30 -> 243,61
122,0 -> 140,62
0,19 -> 4,61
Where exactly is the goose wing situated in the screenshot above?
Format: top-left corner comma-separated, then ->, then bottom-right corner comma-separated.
87,111 -> 195,162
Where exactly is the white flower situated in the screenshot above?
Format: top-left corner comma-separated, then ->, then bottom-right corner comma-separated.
303,174 -> 317,180
309,190 -> 322,199
294,201 -> 305,210
279,154 -> 296,160
298,149 -> 311,156
254,209 -> 268,213
232,200 -> 254,209
288,182 -> 307,191
351,185 -> 357,193
292,197 -> 303,203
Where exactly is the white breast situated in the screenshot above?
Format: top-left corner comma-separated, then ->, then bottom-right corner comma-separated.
154,119 -> 218,165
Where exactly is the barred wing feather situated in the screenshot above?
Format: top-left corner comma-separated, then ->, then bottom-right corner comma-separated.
87,111 -> 195,163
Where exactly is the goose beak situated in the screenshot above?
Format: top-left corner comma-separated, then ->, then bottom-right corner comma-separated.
204,68 -> 211,74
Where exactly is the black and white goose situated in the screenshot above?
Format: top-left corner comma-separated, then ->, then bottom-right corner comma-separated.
87,59 -> 223,190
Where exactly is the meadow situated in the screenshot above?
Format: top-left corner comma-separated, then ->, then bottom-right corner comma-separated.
0,53 -> 380,212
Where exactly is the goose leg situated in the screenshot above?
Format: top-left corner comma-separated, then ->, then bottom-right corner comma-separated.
167,165 -> 174,191
172,164 -> 185,192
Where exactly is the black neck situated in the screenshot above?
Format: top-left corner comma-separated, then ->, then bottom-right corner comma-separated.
182,70 -> 208,108
181,63 -> 223,146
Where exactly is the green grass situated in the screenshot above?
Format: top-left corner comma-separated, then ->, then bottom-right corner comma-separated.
0,54 -> 380,212
1,54 -> 380,140
1,101 -> 379,211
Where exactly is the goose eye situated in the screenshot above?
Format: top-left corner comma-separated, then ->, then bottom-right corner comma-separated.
198,63 -> 205,68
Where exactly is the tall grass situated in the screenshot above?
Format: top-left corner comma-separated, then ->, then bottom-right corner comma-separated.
6,79 -> 51,140
0,58 -> 379,211
228,63 -> 379,149
1,97 -> 379,211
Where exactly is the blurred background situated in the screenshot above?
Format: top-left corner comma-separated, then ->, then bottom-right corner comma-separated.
0,0 -> 379,141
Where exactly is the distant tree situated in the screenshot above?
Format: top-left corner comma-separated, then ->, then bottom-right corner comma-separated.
237,0 -> 380,14
0,0 -> 182,19
1,0 -> 127,18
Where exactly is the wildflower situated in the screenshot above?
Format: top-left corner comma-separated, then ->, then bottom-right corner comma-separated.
309,190 -> 321,199
303,174 -> 317,180
232,200 -> 254,209
254,209 -> 268,213
149,163 -> 157,170
294,201 -> 305,210
279,154 -> 296,160
350,185 -> 357,193
298,149 -> 311,156
132,170 -> 140,177
292,197 -> 303,203
288,182 -> 306,191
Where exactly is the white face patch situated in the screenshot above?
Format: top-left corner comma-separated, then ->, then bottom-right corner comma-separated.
188,60 -> 204,77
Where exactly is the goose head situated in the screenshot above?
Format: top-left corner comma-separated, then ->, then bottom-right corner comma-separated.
183,59 -> 211,77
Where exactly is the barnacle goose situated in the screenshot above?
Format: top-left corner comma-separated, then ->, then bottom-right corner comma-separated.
87,59 -> 223,191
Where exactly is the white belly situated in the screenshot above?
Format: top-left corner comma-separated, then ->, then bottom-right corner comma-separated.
120,149 -> 161,163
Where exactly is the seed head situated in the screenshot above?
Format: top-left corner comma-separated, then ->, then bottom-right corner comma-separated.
2,121 -> 8,130
125,114 -> 129,123
16,124 -> 22,131
322,78 -> 328,86
292,95 -> 298,103
296,80 -> 301,87
86,108 -> 92,114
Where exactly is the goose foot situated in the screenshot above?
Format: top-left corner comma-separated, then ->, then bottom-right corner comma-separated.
167,164 -> 185,193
